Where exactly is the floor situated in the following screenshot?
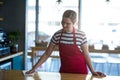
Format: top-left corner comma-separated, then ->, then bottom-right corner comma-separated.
27,53 -> 120,76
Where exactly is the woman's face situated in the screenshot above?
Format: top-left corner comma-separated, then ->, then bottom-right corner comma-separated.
61,17 -> 74,32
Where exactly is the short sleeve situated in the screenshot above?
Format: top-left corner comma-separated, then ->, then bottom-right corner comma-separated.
51,33 -> 58,45
50,30 -> 61,45
80,31 -> 87,45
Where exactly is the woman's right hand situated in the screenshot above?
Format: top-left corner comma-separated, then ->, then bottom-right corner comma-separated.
25,69 -> 35,74
92,71 -> 106,77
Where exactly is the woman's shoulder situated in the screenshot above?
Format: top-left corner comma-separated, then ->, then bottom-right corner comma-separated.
54,29 -> 62,34
52,29 -> 62,37
76,29 -> 86,36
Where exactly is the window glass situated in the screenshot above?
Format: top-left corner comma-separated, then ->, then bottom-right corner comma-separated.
27,0 -> 79,49
81,0 -> 120,50
28,0 -> 36,6
26,0 -> 36,49
38,0 -> 79,42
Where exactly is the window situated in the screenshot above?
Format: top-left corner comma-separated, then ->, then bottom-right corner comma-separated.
81,0 -> 120,50
26,0 -> 79,49
26,0 -> 36,49
27,0 -> 120,50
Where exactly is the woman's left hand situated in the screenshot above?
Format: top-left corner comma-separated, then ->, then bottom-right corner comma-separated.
92,71 -> 106,77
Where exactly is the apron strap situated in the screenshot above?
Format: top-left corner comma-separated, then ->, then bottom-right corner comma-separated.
59,27 -> 76,45
59,29 -> 63,44
73,27 -> 76,45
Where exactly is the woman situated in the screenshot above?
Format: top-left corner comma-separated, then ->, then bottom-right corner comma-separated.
26,10 -> 106,77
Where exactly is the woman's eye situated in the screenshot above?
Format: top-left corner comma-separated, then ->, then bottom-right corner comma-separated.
67,23 -> 70,25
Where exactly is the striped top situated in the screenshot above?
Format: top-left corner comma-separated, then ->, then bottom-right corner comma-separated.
51,29 -> 87,46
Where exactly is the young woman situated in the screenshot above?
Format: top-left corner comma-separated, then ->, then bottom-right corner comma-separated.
26,10 -> 106,77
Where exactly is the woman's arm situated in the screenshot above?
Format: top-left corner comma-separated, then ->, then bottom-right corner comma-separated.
81,43 -> 106,77
81,43 -> 95,73
26,42 -> 55,74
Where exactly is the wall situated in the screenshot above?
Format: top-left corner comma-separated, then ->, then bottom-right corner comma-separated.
0,0 -> 26,52
0,0 -> 26,70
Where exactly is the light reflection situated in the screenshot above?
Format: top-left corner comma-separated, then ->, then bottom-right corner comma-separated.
37,72 -> 91,80
37,72 -> 61,80
25,76 -> 34,80
88,75 -> 120,80
34,72 -> 120,80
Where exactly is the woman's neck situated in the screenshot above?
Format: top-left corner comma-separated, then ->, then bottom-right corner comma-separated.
63,27 -> 76,33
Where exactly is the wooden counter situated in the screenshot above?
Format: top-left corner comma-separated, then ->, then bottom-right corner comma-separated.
30,46 -> 120,54
0,52 -> 23,62
89,49 -> 120,54
0,70 -> 120,80
28,46 -> 120,66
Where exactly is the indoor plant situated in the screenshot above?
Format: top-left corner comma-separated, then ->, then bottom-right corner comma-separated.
8,31 -> 21,53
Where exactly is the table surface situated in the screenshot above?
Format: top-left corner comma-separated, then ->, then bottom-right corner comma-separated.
0,70 -> 120,80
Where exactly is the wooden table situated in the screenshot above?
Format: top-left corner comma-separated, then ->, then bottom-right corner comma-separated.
0,70 -> 120,80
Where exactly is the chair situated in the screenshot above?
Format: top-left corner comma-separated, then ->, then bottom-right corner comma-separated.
49,51 -> 60,72
107,54 -> 120,75
90,53 -> 108,73
89,44 -> 108,72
